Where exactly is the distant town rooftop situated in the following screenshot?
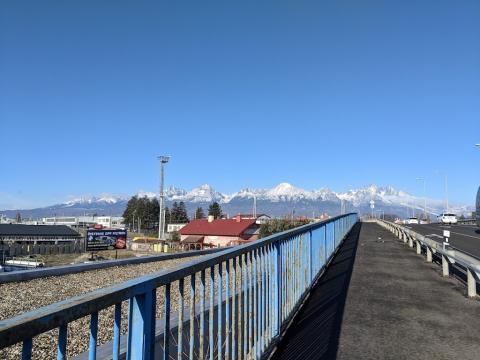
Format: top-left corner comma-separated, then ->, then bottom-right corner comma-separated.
180,218 -> 257,237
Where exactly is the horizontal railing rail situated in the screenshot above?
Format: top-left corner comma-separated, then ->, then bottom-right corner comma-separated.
0,213 -> 358,360
376,219 -> 480,298
456,218 -> 477,225
0,247 -> 227,284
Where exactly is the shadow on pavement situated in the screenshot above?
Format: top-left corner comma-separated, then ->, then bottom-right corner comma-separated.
271,222 -> 361,360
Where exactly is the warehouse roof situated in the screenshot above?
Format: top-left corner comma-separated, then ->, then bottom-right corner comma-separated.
0,224 -> 80,237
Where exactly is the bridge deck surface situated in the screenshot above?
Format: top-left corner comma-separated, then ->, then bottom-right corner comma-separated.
272,222 -> 480,360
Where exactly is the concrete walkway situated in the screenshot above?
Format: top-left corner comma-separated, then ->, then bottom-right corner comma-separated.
272,222 -> 480,360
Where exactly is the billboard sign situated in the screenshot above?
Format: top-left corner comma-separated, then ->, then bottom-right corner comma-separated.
86,229 -> 127,252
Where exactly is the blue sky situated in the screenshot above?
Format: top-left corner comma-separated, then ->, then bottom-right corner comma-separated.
1,0 -> 479,209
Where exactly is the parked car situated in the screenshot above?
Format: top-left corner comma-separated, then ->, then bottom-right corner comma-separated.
438,213 -> 458,225
406,217 -> 419,225
97,236 -> 117,246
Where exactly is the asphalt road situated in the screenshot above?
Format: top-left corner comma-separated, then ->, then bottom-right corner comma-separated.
407,223 -> 480,258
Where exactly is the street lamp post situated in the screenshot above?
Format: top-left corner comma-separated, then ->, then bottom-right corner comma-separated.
435,170 -> 449,214
157,155 -> 170,240
416,177 -> 427,221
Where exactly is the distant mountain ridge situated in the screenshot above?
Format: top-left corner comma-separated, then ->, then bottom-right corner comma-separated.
0,183 -> 474,219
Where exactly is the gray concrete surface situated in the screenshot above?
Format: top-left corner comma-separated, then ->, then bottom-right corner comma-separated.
273,222 -> 480,360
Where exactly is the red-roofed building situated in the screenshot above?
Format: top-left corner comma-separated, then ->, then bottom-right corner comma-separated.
179,215 -> 260,248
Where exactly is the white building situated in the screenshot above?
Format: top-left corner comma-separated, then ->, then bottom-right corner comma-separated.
42,216 -> 124,229
0,214 -> 14,224
167,223 -> 187,233
96,216 -> 125,229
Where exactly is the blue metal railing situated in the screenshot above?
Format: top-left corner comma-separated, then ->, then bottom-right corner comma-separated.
0,213 -> 358,360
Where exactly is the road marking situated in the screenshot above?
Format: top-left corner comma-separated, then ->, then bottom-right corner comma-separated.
448,230 -> 480,240
414,224 -> 480,241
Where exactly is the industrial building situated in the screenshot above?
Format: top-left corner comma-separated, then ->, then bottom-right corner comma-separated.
0,224 -> 81,244
42,216 -> 124,229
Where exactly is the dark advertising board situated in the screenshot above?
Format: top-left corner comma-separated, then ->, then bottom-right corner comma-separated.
86,229 -> 127,252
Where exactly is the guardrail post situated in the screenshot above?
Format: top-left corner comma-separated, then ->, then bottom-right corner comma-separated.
408,236 -> 413,248
442,255 -> 449,277
467,268 -> 477,298
426,247 -> 432,262
416,241 -> 421,255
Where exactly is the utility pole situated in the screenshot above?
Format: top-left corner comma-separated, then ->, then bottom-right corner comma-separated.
416,177 -> 427,221
445,174 -> 449,213
157,155 -> 170,240
253,194 -> 257,218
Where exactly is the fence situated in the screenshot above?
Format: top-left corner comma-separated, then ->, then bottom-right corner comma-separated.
0,213 -> 358,360
0,241 -> 81,257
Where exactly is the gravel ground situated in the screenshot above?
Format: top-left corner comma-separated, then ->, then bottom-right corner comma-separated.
0,256 -> 207,360
0,256 -> 254,360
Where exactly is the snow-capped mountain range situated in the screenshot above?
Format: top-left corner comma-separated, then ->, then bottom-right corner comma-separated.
1,183 -> 474,219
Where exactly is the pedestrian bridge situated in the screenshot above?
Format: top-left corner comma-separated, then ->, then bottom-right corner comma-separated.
2,214 -> 480,360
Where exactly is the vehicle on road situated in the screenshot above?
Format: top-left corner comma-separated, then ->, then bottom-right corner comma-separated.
406,217 -> 419,225
438,213 -> 458,225
477,186 -> 480,227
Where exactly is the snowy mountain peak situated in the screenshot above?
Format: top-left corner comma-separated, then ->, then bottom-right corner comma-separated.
64,195 -> 126,206
4,182 -> 473,219
170,184 -> 224,203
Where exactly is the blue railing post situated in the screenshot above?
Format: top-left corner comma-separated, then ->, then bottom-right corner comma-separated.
309,230 -> 313,286
163,284 -> 171,360
57,324 -> 68,360
126,288 -> 155,360
218,263 -> 223,360
22,338 -> 32,360
89,312 -> 98,360
113,303 -> 122,360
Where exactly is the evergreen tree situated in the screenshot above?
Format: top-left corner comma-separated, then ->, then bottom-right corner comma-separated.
170,202 -> 180,222
177,201 -> 189,223
208,202 -> 222,219
164,206 -> 170,231
122,196 -> 139,230
15,212 -> 22,223
195,207 -> 206,219
122,196 -> 160,232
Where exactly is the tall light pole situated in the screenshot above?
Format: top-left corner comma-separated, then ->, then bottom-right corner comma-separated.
416,177 -> 427,221
157,155 -> 170,240
444,174 -> 449,213
435,170 -> 449,214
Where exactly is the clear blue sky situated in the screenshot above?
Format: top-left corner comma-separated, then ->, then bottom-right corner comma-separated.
1,0 -> 479,209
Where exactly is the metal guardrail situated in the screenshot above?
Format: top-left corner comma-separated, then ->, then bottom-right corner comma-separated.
0,213 -> 358,360
376,219 -> 480,298
456,219 -> 477,225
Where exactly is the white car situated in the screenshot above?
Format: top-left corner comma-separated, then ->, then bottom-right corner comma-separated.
406,217 -> 419,225
438,213 -> 457,225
